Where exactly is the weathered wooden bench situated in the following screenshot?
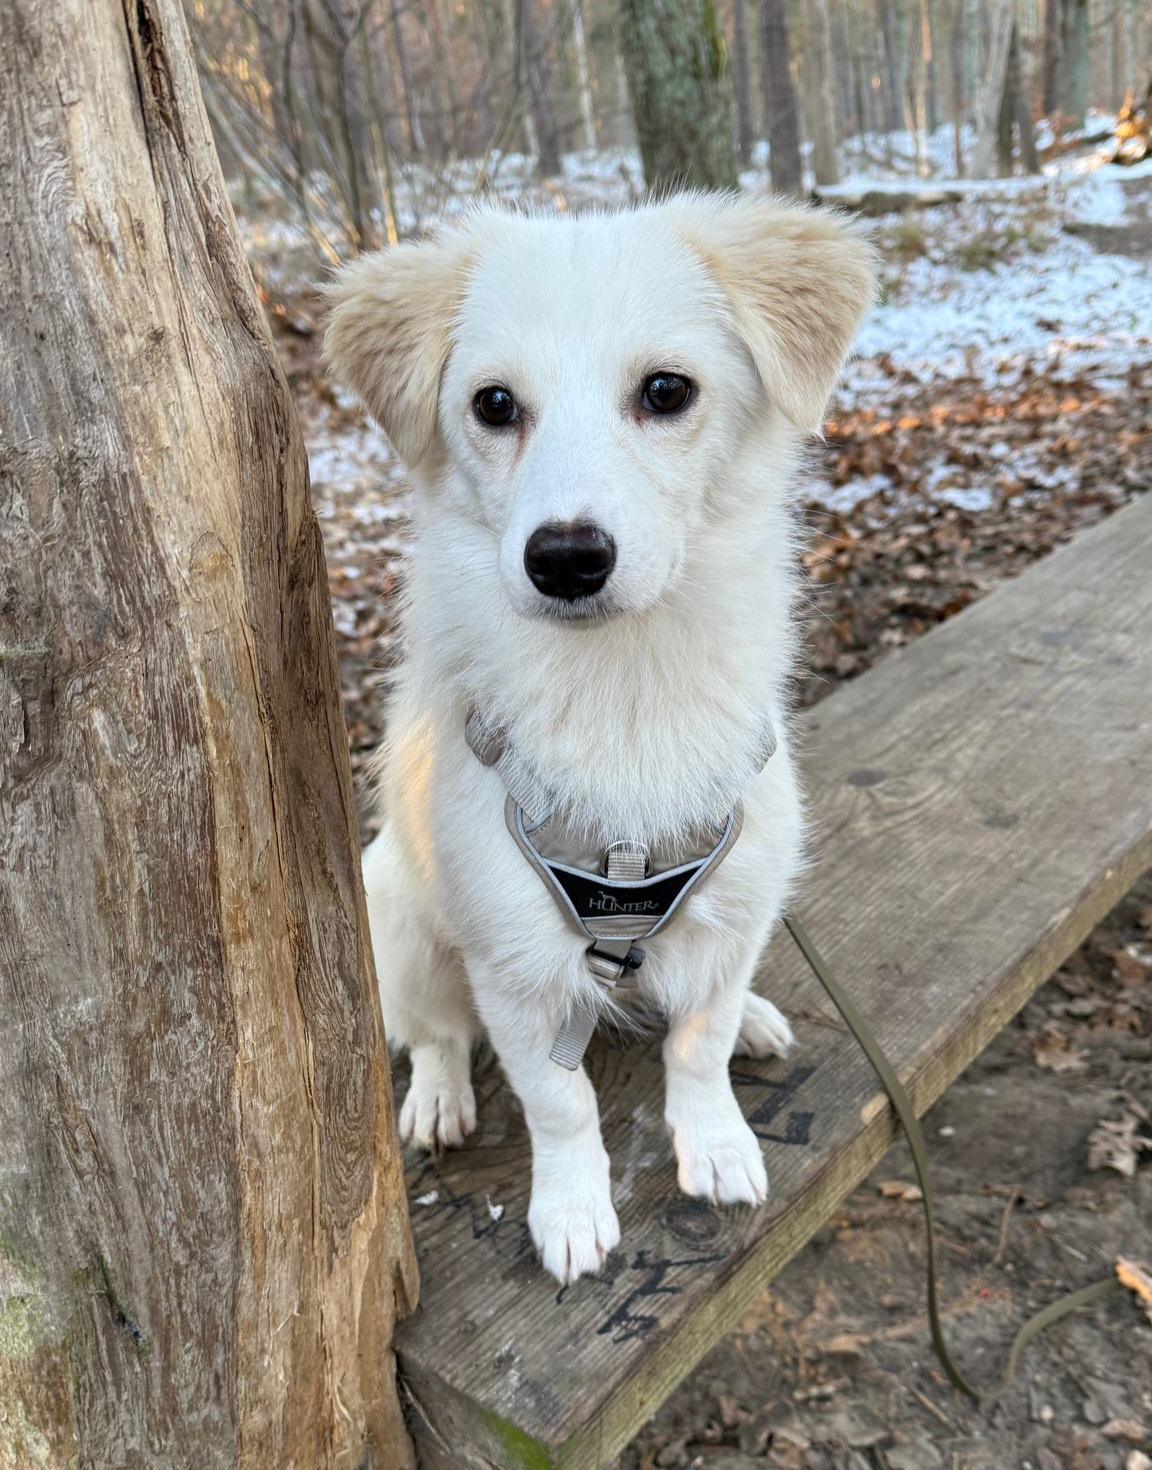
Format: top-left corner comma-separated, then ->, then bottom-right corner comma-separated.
395,493 -> 1152,1470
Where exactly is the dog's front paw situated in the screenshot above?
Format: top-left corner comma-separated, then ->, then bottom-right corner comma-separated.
734,992 -> 794,1059
399,1055 -> 476,1151
528,1162 -> 620,1285
670,1110 -> 768,1206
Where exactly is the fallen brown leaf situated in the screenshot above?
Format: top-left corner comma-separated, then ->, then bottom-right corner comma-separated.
1103,1420 -> 1147,1444
1112,944 -> 1152,987
1033,1021 -> 1088,1072
1088,1114 -> 1152,1177
878,1179 -> 924,1202
1117,1258 -> 1152,1326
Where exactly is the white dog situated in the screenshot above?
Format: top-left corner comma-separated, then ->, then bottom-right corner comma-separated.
324,194 -> 875,1285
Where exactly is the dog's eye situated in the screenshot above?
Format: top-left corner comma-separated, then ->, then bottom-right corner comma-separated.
640,373 -> 693,416
474,385 -> 519,427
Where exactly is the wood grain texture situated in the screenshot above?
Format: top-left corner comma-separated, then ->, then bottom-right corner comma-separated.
397,493 -> 1152,1469
0,2 -> 416,1466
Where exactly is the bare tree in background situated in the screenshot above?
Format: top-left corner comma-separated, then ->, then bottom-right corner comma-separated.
733,0 -> 756,166
571,0 -> 600,150
761,0 -> 804,194
186,0 -> 1152,254
807,0 -> 841,185
524,0 -> 563,175
970,0 -> 1015,176
617,0 -> 739,190
1058,0 -> 1091,125
877,0 -> 904,132
1042,0 -> 1062,113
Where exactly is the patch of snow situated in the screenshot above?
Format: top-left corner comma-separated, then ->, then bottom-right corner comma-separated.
854,222 -> 1152,385
809,473 -> 893,513
938,485 -> 996,512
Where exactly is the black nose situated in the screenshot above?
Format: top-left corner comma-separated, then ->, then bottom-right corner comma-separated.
524,522 -> 616,601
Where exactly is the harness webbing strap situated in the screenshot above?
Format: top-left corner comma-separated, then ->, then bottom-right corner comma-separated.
782,913 -> 1122,1405
549,936 -> 636,1069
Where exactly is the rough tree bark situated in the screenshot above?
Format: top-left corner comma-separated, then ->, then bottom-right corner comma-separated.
970,0 -> 1016,177
0,1 -> 417,1467
570,0 -> 600,151
618,0 -> 739,191
951,0 -> 967,174
733,0 -> 756,166
523,0 -> 563,176
761,0 -> 805,194
876,0 -> 904,132
1058,0 -> 1090,126
806,0 -> 841,185
1042,0 -> 1062,113
1003,21 -> 1040,173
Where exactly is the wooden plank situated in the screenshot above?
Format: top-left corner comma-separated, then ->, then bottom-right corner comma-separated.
396,494 -> 1152,1470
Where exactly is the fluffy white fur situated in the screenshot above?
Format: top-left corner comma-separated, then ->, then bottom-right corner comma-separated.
324,194 -> 876,1285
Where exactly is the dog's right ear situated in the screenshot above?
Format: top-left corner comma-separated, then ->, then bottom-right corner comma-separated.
323,230 -> 473,468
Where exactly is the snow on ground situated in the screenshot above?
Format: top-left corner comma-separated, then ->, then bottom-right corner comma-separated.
853,222 -> 1152,387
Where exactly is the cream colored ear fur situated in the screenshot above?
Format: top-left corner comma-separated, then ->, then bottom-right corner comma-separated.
323,226 -> 474,466
673,194 -> 878,432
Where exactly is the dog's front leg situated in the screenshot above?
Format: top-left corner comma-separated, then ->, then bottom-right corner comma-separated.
471,980 -> 620,1284
663,965 -> 768,1206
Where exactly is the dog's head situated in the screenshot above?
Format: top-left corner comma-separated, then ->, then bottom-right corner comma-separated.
325,195 -> 876,623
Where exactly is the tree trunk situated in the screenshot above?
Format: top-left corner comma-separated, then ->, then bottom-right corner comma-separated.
832,0 -> 858,135
0,2 -> 417,1467
1058,0 -> 1089,126
733,0 -> 756,166
618,0 -> 739,191
1009,21 -> 1040,171
806,0 -> 840,184
970,0 -> 1015,176
391,0 -> 425,153
922,0 -> 939,134
524,0 -> 563,176
877,0 -> 904,132
760,0 -> 804,193
952,0 -> 967,173
571,0 -> 600,151
997,29 -> 1016,174
1042,0 -> 1062,112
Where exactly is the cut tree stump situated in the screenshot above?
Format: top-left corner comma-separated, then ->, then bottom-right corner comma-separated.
0,2 -> 415,1466
396,494 -> 1152,1469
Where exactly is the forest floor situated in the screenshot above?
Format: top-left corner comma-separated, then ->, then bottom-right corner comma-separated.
243,150 -> 1152,1470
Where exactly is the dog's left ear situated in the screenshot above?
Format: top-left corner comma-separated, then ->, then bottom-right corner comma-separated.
322,226 -> 474,467
679,196 -> 878,433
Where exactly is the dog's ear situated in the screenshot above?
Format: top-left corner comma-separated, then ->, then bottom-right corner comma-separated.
679,196 -> 877,433
323,228 -> 474,467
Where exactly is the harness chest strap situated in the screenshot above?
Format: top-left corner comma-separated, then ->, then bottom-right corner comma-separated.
466,707 -> 774,1067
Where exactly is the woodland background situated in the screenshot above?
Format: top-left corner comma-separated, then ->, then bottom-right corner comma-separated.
191,3 -> 1150,1466
190,0 -> 1150,252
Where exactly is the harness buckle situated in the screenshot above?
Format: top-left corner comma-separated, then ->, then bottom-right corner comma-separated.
587,942 -> 646,983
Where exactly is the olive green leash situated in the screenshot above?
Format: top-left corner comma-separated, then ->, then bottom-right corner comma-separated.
782,914 -> 1123,1405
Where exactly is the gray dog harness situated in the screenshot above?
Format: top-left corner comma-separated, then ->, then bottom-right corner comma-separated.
465,709 -> 776,1068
